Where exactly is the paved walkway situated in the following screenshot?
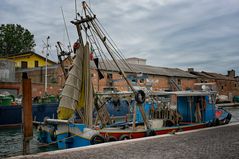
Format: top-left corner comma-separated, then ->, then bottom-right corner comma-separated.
10,123 -> 239,159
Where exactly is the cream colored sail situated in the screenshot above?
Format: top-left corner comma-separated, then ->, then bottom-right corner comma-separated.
57,43 -> 84,120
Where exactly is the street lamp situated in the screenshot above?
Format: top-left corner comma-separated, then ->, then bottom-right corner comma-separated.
45,36 -> 50,95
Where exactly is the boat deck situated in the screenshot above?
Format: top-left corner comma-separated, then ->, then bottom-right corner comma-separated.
11,122 -> 239,159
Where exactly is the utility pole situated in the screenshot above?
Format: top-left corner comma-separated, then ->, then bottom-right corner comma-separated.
44,36 -> 50,95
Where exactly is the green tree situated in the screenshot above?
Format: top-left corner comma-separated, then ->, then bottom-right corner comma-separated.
0,24 -> 36,56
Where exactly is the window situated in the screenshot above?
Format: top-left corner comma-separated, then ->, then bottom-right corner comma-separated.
235,84 -> 237,87
35,61 -> 39,67
108,81 -> 113,86
221,86 -> 224,90
131,79 -> 137,83
107,73 -> 113,79
21,61 -> 28,68
177,79 -> 181,85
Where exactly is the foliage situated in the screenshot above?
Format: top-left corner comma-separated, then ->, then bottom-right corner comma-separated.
0,24 -> 36,56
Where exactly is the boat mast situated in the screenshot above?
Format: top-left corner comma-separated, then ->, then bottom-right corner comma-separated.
77,1 -> 150,129
56,42 -> 69,79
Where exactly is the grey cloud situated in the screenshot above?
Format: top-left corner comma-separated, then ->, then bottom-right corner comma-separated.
0,0 -> 238,75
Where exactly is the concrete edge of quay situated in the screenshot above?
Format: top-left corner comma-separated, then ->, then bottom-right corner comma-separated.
9,122 -> 239,159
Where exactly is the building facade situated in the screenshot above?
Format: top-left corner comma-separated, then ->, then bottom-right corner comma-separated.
1,56 -> 238,99
188,68 -> 239,97
0,51 -> 56,69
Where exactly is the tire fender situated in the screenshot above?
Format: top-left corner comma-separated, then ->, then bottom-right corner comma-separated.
135,90 -> 146,104
107,136 -> 118,142
119,134 -> 130,140
90,134 -> 105,145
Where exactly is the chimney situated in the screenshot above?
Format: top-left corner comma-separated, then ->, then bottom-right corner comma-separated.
126,57 -> 146,65
227,69 -> 235,78
188,68 -> 194,73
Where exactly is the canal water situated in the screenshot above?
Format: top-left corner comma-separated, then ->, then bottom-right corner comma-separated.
0,107 -> 239,158
0,128 -> 58,158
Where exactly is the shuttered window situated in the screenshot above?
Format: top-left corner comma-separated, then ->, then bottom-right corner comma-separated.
21,61 -> 28,68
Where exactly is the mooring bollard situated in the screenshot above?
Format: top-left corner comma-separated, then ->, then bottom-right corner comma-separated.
22,72 -> 33,155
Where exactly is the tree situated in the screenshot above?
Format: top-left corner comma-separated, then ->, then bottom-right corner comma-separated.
0,24 -> 36,56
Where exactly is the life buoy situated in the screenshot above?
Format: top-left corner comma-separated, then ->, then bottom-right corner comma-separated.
135,90 -> 146,104
90,134 -> 105,145
119,134 -> 130,140
107,136 -> 118,142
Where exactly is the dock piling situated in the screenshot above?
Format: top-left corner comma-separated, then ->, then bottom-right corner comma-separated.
22,72 -> 33,155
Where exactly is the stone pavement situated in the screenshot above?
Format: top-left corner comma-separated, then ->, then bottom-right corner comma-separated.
10,123 -> 239,159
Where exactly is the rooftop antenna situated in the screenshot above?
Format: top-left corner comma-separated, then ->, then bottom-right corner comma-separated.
61,7 -> 72,53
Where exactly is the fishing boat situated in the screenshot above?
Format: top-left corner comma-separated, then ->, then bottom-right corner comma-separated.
36,1 -> 231,149
0,94 -> 59,128
98,91 -> 232,142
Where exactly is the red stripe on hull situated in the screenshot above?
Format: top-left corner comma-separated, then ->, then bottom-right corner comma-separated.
100,132 -> 146,140
100,123 -> 207,140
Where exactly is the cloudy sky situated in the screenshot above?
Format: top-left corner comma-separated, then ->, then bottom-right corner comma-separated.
1,0 -> 239,75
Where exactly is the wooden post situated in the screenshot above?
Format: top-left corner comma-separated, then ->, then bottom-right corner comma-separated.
22,72 -> 33,155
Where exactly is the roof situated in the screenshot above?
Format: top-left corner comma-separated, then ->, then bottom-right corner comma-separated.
189,70 -> 236,81
151,90 -> 217,96
92,60 -> 197,78
126,57 -> 146,61
189,71 -> 214,79
1,51 -> 57,64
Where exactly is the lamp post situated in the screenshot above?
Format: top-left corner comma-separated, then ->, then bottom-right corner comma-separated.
45,36 -> 50,95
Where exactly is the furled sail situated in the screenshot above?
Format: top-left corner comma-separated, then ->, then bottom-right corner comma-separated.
57,42 -> 93,120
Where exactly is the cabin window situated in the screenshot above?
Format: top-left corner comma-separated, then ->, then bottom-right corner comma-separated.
131,79 -> 137,84
21,61 -> 28,68
221,86 -> 224,90
35,61 -> 39,67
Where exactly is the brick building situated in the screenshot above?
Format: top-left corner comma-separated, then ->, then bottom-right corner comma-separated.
14,65 -> 63,97
1,57 -> 238,99
188,68 -> 239,97
91,61 -> 197,93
